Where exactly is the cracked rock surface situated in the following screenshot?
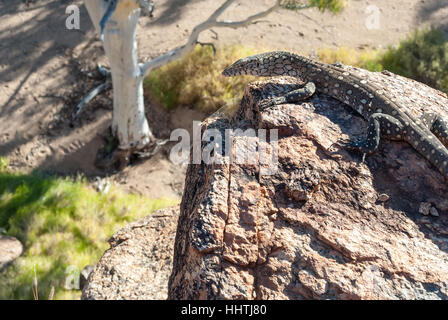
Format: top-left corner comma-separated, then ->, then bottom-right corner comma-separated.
168,74 -> 448,300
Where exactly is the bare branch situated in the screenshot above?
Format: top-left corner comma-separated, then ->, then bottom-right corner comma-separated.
140,0 -> 281,78
208,0 -> 236,21
214,3 -> 282,29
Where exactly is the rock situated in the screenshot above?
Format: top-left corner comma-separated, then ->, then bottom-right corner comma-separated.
377,194 -> 390,203
81,206 -> 179,300
419,202 -> 432,216
0,236 -> 23,271
430,207 -> 440,218
168,74 -> 448,300
79,265 -> 95,291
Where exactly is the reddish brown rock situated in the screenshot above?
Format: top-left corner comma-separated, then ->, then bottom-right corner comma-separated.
168,74 -> 448,300
81,206 -> 179,300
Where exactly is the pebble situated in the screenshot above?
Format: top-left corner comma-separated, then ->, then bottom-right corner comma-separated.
430,207 -> 439,217
377,194 -> 390,202
419,202 -> 440,217
419,202 -> 431,216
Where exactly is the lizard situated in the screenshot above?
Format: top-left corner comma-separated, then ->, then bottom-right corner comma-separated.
222,51 -> 448,181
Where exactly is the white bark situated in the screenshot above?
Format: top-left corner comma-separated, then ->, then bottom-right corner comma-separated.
85,0 -> 152,150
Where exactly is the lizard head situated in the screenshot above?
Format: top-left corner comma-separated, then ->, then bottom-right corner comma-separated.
222,51 -> 297,77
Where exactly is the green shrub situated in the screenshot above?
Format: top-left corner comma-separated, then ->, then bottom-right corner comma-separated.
144,45 -> 258,113
381,27 -> 448,93
0,171 -> 178,299
146,27 -> 447,115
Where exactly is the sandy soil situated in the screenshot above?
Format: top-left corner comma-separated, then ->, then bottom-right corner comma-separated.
0,0 -> 447,199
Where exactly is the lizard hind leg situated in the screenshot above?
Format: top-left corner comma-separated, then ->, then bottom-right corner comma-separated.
421,112 -> 448,148
258,82 -> 316,110
341,113 -> 404,159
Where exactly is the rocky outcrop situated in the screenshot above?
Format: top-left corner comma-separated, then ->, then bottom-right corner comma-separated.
0,236 -> 23,271
80,69 -> 448,300
81,206 -> 179,300
168,72 -> 448,300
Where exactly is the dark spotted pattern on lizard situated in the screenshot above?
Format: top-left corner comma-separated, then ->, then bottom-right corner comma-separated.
222,51 -> 448,181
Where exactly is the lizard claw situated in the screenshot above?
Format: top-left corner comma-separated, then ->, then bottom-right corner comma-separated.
332,61 -> 345,68
334,137 -> 361,151
335,137 -> 371,155
329,138 -> 371,166
361,153 -> 367,163
328,138 -> 370,162
258,97 -> 285,110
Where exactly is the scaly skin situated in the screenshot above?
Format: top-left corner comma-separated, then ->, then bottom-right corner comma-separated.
223,51 -> 448,181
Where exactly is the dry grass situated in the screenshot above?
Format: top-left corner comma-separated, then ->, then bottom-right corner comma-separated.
144,45 -> 259,113
318,46 -> 383,71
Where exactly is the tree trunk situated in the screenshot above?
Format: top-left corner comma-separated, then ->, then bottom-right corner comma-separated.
85,0 -> 153,151
84,0 -> 281,161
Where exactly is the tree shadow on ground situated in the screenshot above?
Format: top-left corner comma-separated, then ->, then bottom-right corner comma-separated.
415,0 -> 448,31
0,0 -> 94,116
148,0 -> 198,26
0,0 -> 111,170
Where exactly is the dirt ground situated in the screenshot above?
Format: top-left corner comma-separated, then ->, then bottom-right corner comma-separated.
0,0 -> 447,200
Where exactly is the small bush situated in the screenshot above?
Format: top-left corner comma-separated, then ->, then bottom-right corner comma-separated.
144,45 -> 258,113
381,27 -> 448,94
0,171 -> 177,299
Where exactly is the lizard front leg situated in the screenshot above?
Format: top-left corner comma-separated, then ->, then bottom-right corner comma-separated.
258,82 -> 316,110
421,112 -> 448,148
343,113 -> 404,161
